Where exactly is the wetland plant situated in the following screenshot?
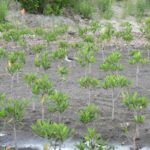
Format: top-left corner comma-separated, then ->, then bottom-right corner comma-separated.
32,44 -> 45,72
76,128 -> 112,150
78,103 -> 99,124
115,22 -> 133,50
23,73 -> 37,111
89,20 -> 101,33
75,43 -> 96,75
48,90 -> 69,122
142,17 -> 150,60
40,50 -> 51,72
99,23 -> 114,60
32,120 -> 70,150
51,47 -> 67,62
100,50 -> 124,75
7,51 -> 25,96
128,49 -> 148,87
32,74 -> 53,121
79,75 -> 99,104
122,92 -> 148,150
78,26 -> 89,37
57,65 -> 68,81
1,98 -> 28,150
102,74 -> 130,120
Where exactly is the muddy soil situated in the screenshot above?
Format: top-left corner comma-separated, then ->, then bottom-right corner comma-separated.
0,9 -> 150,149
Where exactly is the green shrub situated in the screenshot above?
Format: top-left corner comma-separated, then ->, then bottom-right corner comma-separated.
0,0 -> 8,22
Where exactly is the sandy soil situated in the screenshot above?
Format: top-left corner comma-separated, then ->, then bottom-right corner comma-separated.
0,9 -> 150,150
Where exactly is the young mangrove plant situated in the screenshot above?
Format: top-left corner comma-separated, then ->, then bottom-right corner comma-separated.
48,90 -> 69,122
78,26 -> 89,37
7,50 -> 25,96
23,73 -> 37,112
76,128 -> 112,150
115,22 -> 133,50
99,23 -> 114,60
40,50 -> 51,72
100,50 -> 124,75
78,75 -> 99,104
51,47 -> 67,63
128,49 -> 148,87
78,103 -> 99,124
122,92 -> 148,150
75,43 -> 96,75
142,17 -> 150,60
32,44 -> 45,72
102,74 -> 130,120
32,120 -> 70,150
83,34 -> 94,43
57,65 -> 68,81
0,48 -> 7,71
32,74 -> 53,121
89,20 -> 101,33
1,98 -> 28,150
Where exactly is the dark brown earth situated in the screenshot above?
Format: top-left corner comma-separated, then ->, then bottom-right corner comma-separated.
0,9 -> 150,150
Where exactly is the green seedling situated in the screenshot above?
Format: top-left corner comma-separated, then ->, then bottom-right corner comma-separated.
142,17 -> 150,60
2,27 -> 31,42
57,65 -> 68,80
0,93 -> 6,118
76,128 -> 112,150
128,49 -> 148,87
40,50 -> 51,72
48,90 -> 69,122
3,29 -> 21,41
100,50 -> 124,74
23,73 -> 37,111
99,23 -> 114,60
78,103 -> 99,124
89,20 -> 101,33
83,34 -> 94,43
54,24 -> 68,35
0,48 -> 7,58
102,74 -> 130,120
7,51 -> 25,96
75,43 -> 96,74
0,22 -> 14,32
1,98 -> 28,150
0,48 -> 7,71
32,44 -> 47,72
58,40 -> 68,49
33,27 -> 46,36
122,92 -> 148,150
44,31 -> 57,42
78,26 -> 88,37
32,120 -> 70,150
79,75 -> 99,104
18,39 -> 27,48
51,48 -> 67,62
31,44 -> 45,54
32,74 -> 53,121
115,22 -> 133,50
